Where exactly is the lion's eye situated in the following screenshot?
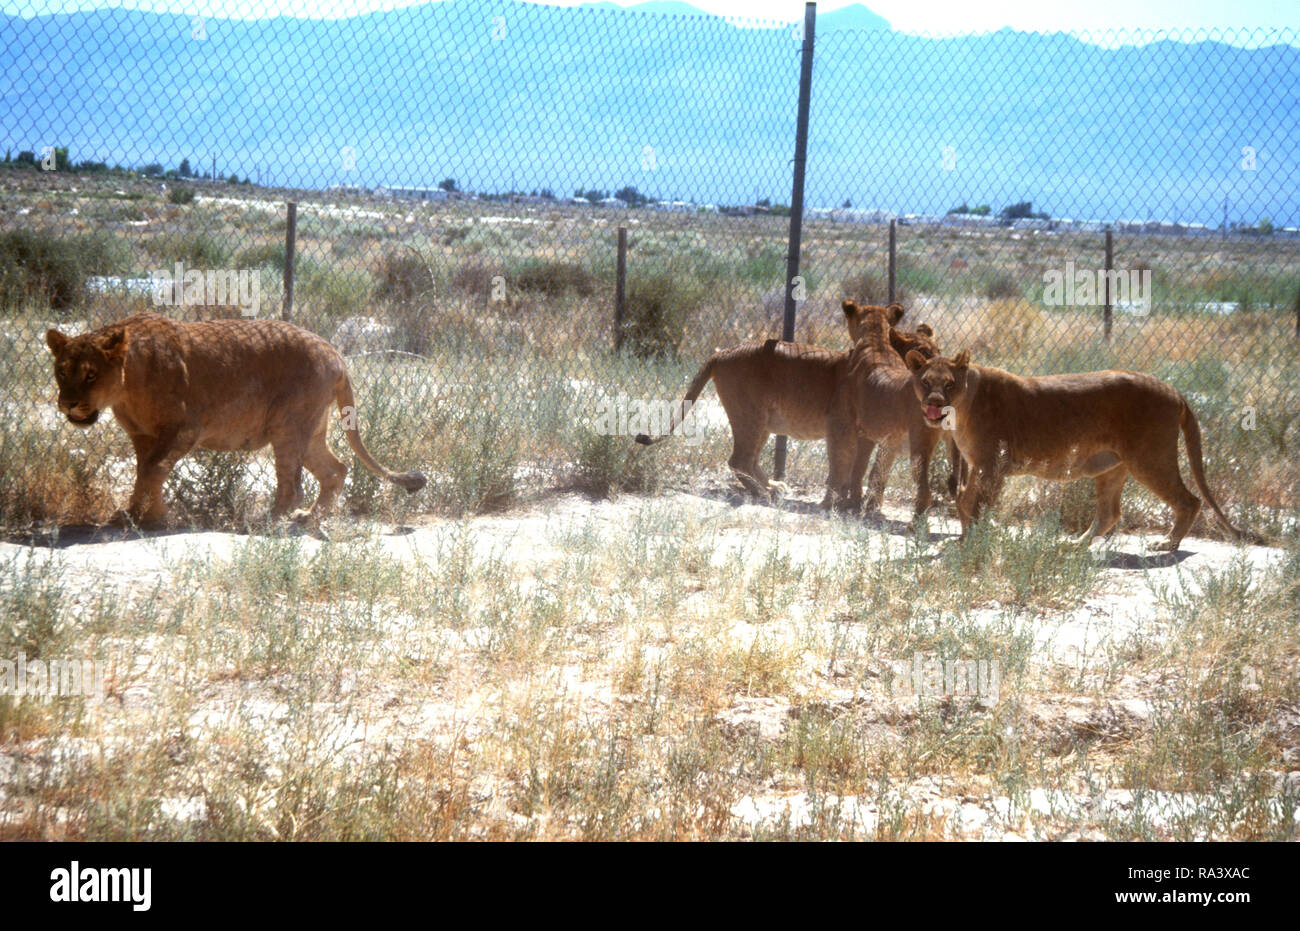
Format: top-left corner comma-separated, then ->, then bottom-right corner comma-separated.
84,371 -> 96,385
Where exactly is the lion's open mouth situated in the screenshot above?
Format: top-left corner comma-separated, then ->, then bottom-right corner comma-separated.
66,409 -> 100,426
924,404 -> 945,423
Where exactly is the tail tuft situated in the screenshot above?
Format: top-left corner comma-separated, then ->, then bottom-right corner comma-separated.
634,434 -> 654,445
396,470 -> 427,493
1236,527 -> 1270,547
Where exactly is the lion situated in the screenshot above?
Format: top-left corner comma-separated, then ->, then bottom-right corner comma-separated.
634,302 -> 944,509
45,313 -> 427,526
903,348 -> 1249,550
824,302 -> 955,517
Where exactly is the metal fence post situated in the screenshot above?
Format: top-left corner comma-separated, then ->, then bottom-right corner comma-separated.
1294,277 -> 1300,338
772,1 -> 817,484
282,201 -> 297,322
887,218 -> 896,303
615,226 -> 627,351
1103,227 -> 1113,342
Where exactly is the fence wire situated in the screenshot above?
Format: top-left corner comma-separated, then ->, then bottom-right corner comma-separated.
0,3 -> 1297,528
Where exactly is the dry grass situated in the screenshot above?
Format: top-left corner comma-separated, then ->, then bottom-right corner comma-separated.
0,495 -> 1294,840
0,173 -> 1296,841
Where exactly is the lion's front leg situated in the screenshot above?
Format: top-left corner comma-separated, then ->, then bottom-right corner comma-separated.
862,438 -> 899,514
823,424 -> 862,511
124,426 -> 198,526
907,428 -> 940,517
956,459 -> 1002,539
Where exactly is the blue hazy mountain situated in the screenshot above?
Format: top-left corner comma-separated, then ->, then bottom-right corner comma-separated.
0,0 -> 1294,225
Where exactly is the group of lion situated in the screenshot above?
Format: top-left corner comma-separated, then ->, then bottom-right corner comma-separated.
46,304 -> 1247,550
636,300 -> 1248,552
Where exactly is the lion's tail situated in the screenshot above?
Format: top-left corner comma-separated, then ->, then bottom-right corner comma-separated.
1179,395 -> 1260,545
334,375 -> 427,493
634,354 -> 715,445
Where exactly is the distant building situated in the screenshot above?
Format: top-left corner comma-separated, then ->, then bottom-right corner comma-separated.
375,186 -> 450,201
809,207 -> 895,224
940,213 -> 997,228
651,200 -> 696,213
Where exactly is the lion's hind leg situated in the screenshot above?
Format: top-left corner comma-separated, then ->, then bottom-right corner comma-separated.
269,439 -> 308,520
294,416 -> 348,523
1073,465 -> 1128,545
727,421 -> 778,501
1129,452 -> 1200,551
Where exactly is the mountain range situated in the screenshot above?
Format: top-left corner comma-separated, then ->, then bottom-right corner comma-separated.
1,1 -> 1295,226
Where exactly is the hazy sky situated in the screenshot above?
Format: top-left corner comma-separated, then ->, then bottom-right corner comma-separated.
4,0 -> 1297,37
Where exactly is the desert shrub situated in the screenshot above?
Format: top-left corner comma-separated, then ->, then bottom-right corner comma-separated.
574,430 -> 659,498
435,403 -> 520,515
237,241 -> 287,272
621,266 -> 706,359
895,257 -> 943,295
167,186 -> 196,205
514,259 -> 596,298
450,258 -> 501,297
983,272 -> 1022,301
627,230 -> 727,283
0,423 -> 119,526
840,269 -> 910,306
374,249 -> 437,305
0,229 -> 131,311
979,298 -> 1043,355
735,242 -> 787,287
450,223 -> 513,254
168,451 -> 256,526
298,261 -> 373,321
146,231 -> 231,268
387,302 -> 434,356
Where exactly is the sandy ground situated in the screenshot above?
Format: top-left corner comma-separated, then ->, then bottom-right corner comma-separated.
1,489 -> 1293,840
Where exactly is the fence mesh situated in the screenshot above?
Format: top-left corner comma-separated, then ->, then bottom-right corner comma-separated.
1,2 -> 1297,531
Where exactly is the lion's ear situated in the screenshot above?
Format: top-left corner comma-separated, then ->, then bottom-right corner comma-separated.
101,329 -> 128,361
46,329 -> 68,356
886,302 -> 905,325
841,300 -> 859,317
916,323 -> 933,338
904,349 -> 929,373
952,349 -> 971,369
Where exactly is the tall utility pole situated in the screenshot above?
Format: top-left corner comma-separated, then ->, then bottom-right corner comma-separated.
772,2 -> 817,484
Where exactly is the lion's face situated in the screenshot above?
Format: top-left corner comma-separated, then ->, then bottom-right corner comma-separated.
45,328 -> 127,428
906,349 -> 970,428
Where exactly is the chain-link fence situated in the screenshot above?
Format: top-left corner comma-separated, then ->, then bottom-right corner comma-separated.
1,3 -> 1297,530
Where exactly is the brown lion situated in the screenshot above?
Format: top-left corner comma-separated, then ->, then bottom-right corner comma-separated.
904,349 -> 1249,550
46,313 -> 427,526
634,302 -> 943,508
825,302 -> 953,517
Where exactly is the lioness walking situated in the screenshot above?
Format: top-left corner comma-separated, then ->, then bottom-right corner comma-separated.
46,313 -> 427,526
904,349 -> 1249,550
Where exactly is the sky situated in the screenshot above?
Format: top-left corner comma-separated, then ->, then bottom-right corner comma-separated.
3,0 -> 1297,39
